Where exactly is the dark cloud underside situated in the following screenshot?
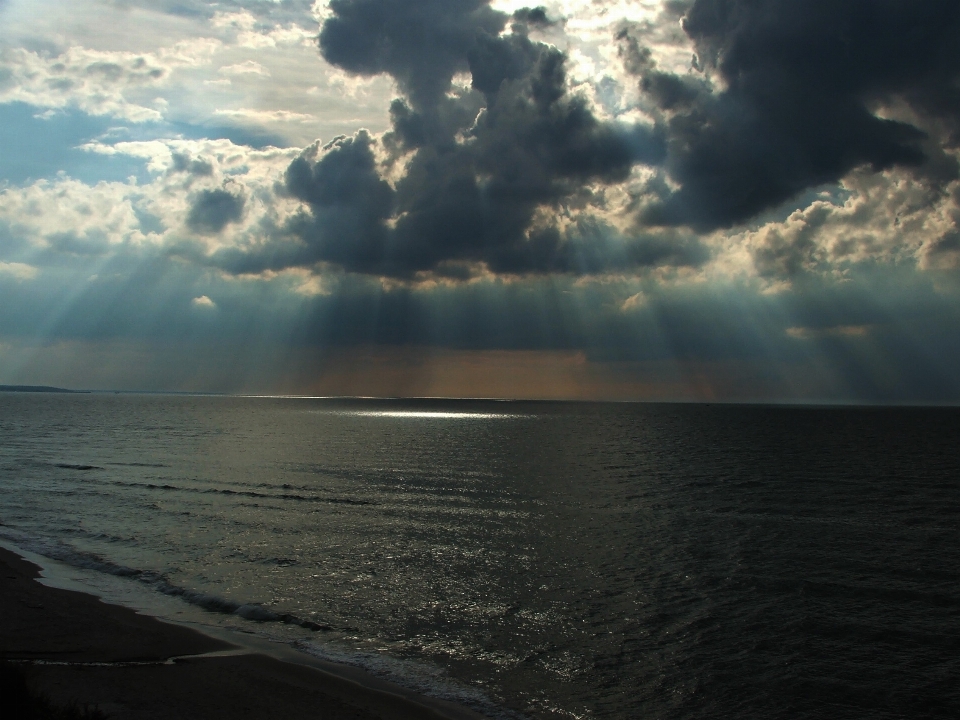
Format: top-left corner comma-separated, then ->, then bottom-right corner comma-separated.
187,188 -> 245,234
226,0 -> 670,278
319,0 -> 507,110
203,0 -> 960,279
628,0 -> 960,230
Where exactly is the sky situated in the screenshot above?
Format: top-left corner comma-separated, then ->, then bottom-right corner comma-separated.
1,0 -> 959,402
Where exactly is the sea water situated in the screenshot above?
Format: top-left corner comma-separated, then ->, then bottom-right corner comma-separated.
1,393 -> 958,719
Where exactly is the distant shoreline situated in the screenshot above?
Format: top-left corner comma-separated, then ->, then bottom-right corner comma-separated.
0,385 -> 87,394
3,386 -> 960,407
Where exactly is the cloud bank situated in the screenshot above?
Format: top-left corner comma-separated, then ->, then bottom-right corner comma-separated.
201,0 -> 677,279
189,0 -> 960,286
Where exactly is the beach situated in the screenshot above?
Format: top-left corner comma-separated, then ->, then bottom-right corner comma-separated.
0,546 -> 478,720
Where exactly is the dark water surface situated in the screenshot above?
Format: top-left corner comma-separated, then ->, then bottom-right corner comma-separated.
1,394 -> 958,718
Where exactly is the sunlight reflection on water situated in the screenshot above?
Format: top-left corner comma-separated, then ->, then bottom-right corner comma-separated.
345,410 -> 526,419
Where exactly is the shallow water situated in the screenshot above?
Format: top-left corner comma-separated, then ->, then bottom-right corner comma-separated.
1,393 -> 959,718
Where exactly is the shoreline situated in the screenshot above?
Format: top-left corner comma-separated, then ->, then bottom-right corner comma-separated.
0,544 -> 491,720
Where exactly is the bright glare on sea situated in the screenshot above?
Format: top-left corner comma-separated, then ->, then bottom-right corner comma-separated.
1,393 -> 959,719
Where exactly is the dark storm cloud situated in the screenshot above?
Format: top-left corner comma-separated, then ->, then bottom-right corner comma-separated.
187,187 -> 245,234
241,0 -> 669,278
205,0 -> 960,279
170,153 -> 214,177
511,7 -> 556,29
318,0 -> 507,110
625,0 -> 960,231
283,131 -> 394,269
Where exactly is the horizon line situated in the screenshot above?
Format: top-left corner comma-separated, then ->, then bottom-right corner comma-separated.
2,385 -> 959,408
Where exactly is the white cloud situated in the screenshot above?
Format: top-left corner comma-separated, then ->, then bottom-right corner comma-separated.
220,61 -> 270,77
211,10 -> 315,49
192,295 -> 216,308
0,177 -> 147,251
0,262 -> 38,280
0,41 -> 220,121
292,272 -> 330,297
693,168 -> 960,284
213,108 -> 314,123
80,137 -> 299,179
620,291 -> 647,311
2,136 -> 302,269
0,1 -> 384,144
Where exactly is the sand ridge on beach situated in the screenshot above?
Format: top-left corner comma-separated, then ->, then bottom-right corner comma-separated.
0,547 -> 476,720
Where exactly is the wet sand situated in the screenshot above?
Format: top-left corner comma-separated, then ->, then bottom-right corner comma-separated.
0,547 -> 480,720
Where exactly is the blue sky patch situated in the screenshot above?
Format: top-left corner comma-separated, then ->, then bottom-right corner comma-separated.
0,103 -> 150,185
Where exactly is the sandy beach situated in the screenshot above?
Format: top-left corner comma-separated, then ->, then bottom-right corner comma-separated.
0,547 -> 481,720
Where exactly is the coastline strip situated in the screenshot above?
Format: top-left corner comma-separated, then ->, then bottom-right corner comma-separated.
0,545 -> 489,720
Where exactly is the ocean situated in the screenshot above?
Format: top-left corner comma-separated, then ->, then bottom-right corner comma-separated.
1,393 -> 958,719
